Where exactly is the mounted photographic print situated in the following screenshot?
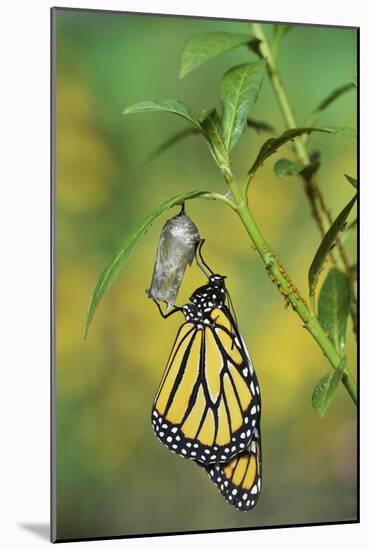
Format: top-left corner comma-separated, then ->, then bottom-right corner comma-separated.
51,7 -> 358,543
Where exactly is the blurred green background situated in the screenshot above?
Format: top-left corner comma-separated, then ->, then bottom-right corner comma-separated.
54,8 -> 357,541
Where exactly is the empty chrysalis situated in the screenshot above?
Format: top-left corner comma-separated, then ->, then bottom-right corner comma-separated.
146,204 -> 200,309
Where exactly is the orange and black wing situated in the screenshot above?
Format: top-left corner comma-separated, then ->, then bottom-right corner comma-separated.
152,305 -> 261,465
206,426 -> 262,511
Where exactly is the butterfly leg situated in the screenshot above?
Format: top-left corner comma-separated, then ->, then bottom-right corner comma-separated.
153,299 -> 182,319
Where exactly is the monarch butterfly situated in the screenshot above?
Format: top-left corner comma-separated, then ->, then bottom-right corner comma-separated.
206,425 -> 262,511
151,244 -> 261,468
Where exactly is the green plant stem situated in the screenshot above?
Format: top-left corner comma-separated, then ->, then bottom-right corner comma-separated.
250,22 -> 357,332
226,175 -> 357,405
251,24 -> 307,163
203,191 -> 237,210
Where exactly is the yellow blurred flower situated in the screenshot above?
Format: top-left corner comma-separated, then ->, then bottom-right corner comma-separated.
56,74 -> 117,212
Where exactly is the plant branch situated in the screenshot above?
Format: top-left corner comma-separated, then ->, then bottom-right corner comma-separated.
203,191 -> 237,210
224,172 -> 357,405
250,23 -> 357,333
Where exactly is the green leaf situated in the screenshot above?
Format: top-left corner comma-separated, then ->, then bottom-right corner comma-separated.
140,109 -> 219,169
345,174 -> 357,189
248,126 -> 356,175
140,128 -> 201,170
329,126 -> 357,138
318,268 -> 352,353
123,99 -> 201,129
312,83 -> 355,115
200,109 -> 229,169
308,195 -> 357,299
221,61 -> 266,151
248,117 -> 275,134
246,38 -> 264,58
312,357 -> 346,418
179,32 -> 256,78
84,190 -> 209,338
274,158 -> 321,179
274,158 -> 303,177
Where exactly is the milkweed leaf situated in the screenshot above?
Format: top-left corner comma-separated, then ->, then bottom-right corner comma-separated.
248,117 -> 275,134
249,126 -> 356,175
221,61 -> 266,151
274,158 -> 320,179
344,174 -> 357,189
274,158 -> 302,177
308,195 -> 357,300
312,83 -> 355,115
200,109 -> 230,170
123,99 -> 202,129
179,32 -> 256,78
312,357 -> 346,418
140,128 -> 201,170
318,268 -> 352,354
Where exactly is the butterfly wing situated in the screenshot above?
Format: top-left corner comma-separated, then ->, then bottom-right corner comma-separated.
152,305 -> 261,465
206,426 -> 262,511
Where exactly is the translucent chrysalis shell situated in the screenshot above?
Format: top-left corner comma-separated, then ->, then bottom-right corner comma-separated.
146,207 -> 200,309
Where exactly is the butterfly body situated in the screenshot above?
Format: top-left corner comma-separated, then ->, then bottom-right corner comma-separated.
152,275 -> 261,467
